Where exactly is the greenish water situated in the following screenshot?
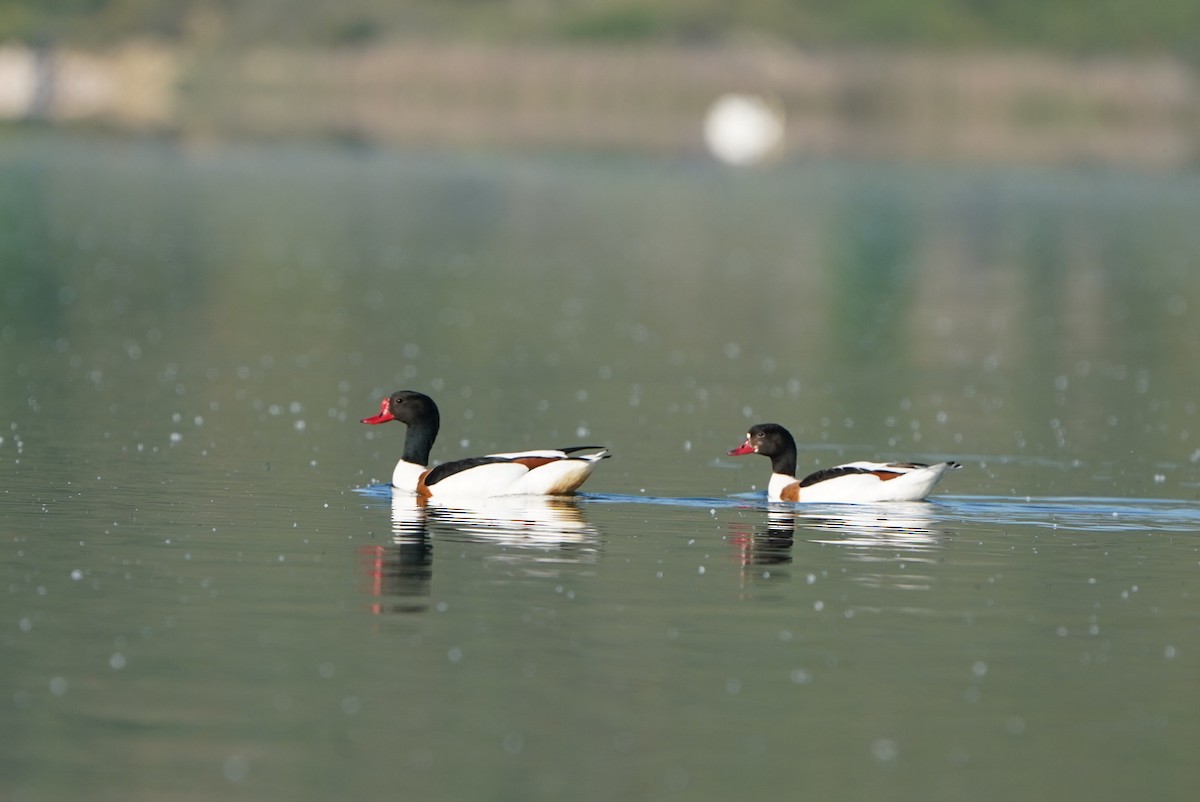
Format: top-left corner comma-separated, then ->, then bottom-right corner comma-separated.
2,131 -> 1199,801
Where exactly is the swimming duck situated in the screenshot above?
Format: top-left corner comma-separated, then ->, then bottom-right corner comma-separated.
362,390 -> 609,499
728,422 -> 959,502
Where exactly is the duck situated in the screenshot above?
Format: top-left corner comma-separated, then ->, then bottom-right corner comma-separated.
361,390 -> 610,499
728,422 -> 959,503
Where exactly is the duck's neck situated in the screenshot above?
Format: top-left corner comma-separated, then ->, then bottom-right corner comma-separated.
401,416 -> 439,466
769,442 -> 797,479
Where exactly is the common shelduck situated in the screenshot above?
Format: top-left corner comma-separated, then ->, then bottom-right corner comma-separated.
361,390 -> 610,499
728,422 -> 959,503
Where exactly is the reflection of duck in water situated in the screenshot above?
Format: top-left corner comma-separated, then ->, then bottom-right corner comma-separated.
728,508 -> 795,566
427,495 -> 601,568
361,390 -> 610,498
728,503 -> 951,596
362,493 -> 603,614
728,423 -> 960,502
360,492 -> 432,614
792,503 -> 952,594
792,503 -> 949,551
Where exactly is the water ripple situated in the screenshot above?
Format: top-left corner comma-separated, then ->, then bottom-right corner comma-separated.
355,485 -> 1200,536
939,494 -> 1200,533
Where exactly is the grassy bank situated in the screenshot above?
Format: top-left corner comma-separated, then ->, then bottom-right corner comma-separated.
5,40 -> 1198,167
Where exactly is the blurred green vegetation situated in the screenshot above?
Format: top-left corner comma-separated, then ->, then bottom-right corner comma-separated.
2,0 -> 1199,55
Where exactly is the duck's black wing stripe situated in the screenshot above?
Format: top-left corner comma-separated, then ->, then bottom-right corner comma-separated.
424,456 -> 511,487
798,465 -> 877,488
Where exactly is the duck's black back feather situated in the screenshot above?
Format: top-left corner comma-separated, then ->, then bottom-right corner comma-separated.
424,456 -> 512,487
799,465 -> 885,487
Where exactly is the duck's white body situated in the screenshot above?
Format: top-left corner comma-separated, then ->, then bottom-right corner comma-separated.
363,391 -> 610,499
731,423 -> 959,504
412,448 -> 610,500
388,451 -> 561,494
391,459 -> 426,492
767,460 -> 958,503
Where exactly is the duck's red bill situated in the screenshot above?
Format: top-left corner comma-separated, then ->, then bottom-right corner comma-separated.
727,439 -> 755,456
361,398 -> 395,425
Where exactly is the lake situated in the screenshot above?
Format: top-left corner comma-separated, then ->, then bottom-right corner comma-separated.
2,130 -> 1199,801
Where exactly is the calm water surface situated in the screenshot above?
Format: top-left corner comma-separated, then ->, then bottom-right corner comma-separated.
2,132 -> 1199,801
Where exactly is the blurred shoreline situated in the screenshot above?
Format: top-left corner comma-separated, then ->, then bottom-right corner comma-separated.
2,40 -> 1196,168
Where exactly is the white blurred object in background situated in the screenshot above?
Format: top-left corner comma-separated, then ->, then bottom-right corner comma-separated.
703,93 -> 785,165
